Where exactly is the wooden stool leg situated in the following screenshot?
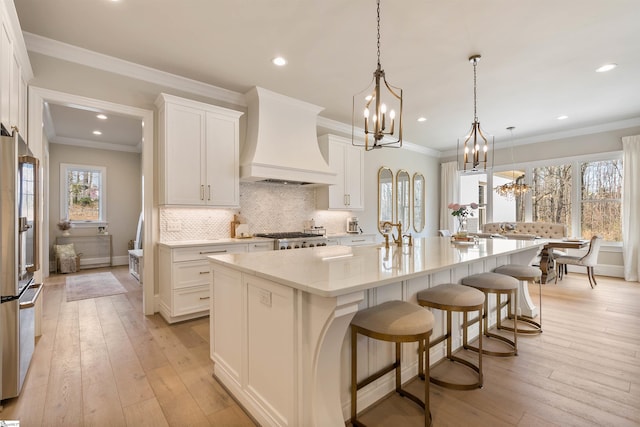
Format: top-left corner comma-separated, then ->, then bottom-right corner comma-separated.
424,337 -> 431,427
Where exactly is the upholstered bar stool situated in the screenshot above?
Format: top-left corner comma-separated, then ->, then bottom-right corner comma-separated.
417,283 -> 485,390
461,272 -> 519,357
494,264 -> 543,334
350,300 -> 435,427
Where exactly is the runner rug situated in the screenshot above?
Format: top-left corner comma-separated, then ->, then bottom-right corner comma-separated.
65,271 -> 127,302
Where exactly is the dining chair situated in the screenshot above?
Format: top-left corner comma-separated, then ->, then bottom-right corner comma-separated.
554,236 -> 602,288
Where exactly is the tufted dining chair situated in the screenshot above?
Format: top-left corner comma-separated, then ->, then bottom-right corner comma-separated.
554,236 -> 602,288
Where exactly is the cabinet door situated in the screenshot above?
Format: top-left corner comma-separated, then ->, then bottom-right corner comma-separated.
0,21 -> 11,127
344,144 -> 364,210
327,141 -> 347,208
165,103 -> 206,205
205,111 -> 239,206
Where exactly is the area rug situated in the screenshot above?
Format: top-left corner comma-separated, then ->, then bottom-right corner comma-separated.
65,272 -> 127,302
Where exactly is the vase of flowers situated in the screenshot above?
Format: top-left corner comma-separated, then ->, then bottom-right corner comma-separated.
57,219 -> 72,236
448,202 -> 478,236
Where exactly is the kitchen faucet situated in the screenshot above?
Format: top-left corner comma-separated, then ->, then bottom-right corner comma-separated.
382,221 -> 405,248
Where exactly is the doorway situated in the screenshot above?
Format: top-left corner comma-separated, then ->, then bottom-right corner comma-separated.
28,87 -> 155,315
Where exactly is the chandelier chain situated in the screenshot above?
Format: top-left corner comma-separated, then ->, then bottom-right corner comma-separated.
473,59 -> 478,122
376,0 -> 381,67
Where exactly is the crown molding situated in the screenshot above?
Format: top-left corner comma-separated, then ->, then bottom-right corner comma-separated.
23,32 -> 246,107
51,136 -> 141,153
440,117 -> 640,158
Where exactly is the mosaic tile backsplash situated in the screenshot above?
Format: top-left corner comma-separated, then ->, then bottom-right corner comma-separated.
159,182 -> 351,241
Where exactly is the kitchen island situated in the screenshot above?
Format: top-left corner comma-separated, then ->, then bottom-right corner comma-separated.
208,237 -> 544,427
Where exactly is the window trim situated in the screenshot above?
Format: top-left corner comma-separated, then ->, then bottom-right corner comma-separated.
60,163 -> 107,227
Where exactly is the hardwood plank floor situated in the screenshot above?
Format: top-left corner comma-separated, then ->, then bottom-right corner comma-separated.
0,266 -> 638,426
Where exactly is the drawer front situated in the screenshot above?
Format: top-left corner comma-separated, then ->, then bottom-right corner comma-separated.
173,244 -> 247,262
174,261 -> 211,289
339,235 -> 376,246
248,241 -> 273,252
173,285 -> 210,316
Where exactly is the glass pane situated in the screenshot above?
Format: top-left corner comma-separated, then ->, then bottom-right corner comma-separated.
580,160 -> 622,241
531,164 -> 572,235
67,168 -> 101,221
413,173 -> 425,233
378,167 -> 394,233
396,170 -> 410,233
459,173 -> 486,232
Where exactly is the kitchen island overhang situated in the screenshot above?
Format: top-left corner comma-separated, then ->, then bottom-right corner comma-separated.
208,237 -> 545,426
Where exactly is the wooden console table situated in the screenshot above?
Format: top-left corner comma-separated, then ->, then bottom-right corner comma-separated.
539,239 -> 589,283
56,234 -> 113,269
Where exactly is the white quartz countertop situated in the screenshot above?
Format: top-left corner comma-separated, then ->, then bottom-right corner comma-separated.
158,237 -> 273,248
209,237 -> 546,297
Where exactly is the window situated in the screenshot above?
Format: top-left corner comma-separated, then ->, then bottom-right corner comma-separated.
60,163 -> 106,225
580,159 -> 622,241
457,152 -> 623,242
531,164 -> 573,235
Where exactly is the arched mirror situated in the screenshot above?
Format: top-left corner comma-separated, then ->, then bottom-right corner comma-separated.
413,173 -> 425,233
396,170 -> 410,233
378,167 -> 394,234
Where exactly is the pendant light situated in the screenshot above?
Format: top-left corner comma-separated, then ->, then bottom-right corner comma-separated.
494,126 -> 530,198
459,54 -> 492,171
352,0 -> 403,151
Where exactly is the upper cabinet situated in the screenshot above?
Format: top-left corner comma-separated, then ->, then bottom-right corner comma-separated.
317,134 -> 364,210
156,93 -> 244,206
0,2 -> 32,138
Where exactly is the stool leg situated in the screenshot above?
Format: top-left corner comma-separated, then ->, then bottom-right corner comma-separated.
477,306 -> 483,385
395,342 -> 401,392
350,327 -> 357,423
446,310 -> 453,359
513,290 -> 518,355
424,337 -> 431,427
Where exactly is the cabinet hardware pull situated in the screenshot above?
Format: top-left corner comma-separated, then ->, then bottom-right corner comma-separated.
200,185 -> 205,200
199,271 -> 210,275
199,296 -> 211,300
200,250 -> 227,254
208,185 -> 211,201
352,239 -> 366,242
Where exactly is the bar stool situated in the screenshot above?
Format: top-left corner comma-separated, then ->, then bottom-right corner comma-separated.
461,272 -> 519,357
494,264 -> 543,334
417,283 -> 485,390
351,300 -> 435,427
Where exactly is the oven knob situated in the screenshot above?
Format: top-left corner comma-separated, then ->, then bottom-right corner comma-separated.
319,243 -> 326,247
294,244 -> 300,249
287,245 -> 292,249
309,243 -> 315,248
280,246 -> 286,250
301,242 -> 308,248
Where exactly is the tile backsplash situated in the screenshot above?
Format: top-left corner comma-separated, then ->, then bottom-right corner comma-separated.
159,182 -> 351,241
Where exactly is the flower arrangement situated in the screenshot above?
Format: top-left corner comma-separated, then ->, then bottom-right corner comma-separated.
448,202 -> 478,235
57,219 -> 72,231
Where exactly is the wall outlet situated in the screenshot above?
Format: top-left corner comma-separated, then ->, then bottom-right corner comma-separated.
259,289 -> 272,307
167,220 -> 181,232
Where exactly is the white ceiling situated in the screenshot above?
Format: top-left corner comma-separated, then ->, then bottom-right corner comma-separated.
15,0 -> 640,152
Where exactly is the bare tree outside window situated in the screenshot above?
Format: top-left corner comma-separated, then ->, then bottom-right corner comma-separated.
581,160 -> 622,241
60,163 -> 106,223
532,165 -> 573,235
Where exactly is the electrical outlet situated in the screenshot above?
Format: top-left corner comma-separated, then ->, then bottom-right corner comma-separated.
259,289 -> 272,307
167,220 -> 181,232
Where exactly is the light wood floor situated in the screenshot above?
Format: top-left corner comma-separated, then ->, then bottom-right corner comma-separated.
1,267 -> 639,426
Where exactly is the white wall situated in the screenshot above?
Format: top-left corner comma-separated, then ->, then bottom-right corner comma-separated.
48,143 -> 141,270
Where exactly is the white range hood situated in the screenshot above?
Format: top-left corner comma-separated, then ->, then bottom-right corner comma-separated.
240,87 -> 337,186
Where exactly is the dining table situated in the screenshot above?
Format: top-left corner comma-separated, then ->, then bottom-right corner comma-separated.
539,238 -> 590,283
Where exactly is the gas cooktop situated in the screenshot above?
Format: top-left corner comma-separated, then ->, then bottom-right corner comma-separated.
255,232 -> 320,239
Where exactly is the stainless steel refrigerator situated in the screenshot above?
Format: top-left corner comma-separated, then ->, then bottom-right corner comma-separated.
0,127 -> 43,400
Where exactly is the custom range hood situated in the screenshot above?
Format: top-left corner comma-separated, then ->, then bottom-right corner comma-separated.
240,87 -> 337,186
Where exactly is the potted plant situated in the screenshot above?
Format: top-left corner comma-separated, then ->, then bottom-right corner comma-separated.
57,219 -> 73,236
448,203 -> 478,238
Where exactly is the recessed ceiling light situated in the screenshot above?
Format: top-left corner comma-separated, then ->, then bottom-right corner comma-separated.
557,115 -> 568,120
596,63 -> 617,73
96,114 -> 108,120
417,117 -> 427,122
93,130 -> 102,135
272,56 -> 287,66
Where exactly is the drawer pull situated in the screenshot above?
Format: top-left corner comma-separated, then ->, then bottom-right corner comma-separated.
200,250 -> 227,254
199,271 -> 210,275
199,296 -> 211,300
352,239 -> 366,242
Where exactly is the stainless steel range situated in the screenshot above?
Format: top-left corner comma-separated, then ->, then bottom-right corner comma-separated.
255,232 -> 328,250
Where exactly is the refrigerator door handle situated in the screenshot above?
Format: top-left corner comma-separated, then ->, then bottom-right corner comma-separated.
19,283 -> 43,309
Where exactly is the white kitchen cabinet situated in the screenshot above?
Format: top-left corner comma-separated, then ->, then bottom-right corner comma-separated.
156,93 -> 243,206
0,4 -> 31,139
339,234 -> 377,246
158,243 -> 248,323
247,241 -> 273,252
317,134 -> 364,210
